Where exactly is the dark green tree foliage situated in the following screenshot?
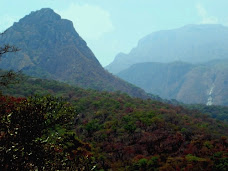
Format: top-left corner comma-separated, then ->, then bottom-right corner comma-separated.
187,104 -> 228,122
2,74 -> 228,123
0,95 -> 94,170
71,91 -> 228,170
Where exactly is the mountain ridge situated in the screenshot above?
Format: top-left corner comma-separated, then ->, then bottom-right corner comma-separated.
106,24 -> 228,74
0,8 -> 148,98
117,60 -> 228,106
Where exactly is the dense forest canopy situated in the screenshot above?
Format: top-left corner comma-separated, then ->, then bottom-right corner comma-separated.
0,73 -> 228,170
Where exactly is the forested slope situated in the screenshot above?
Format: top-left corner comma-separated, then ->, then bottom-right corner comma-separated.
1,72 -> 228,170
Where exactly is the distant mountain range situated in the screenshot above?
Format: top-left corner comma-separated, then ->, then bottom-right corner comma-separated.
106,24 -> 228,74
105,24 -> 228,106
1,10 -> 228,105
0,8 -> 147,98
118,60 -> 228,106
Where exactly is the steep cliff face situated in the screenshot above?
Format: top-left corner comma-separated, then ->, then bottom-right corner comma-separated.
0,8 -> 147,98
117,60 -> 228,106
106,24 -> 228,74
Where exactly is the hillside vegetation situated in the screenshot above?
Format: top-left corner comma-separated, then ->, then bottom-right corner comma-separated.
1,72 -> 228,170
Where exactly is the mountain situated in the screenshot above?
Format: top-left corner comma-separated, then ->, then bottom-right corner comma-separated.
106,24 -> 228,74
117,60 -> 228,106
0,8 -> 147,98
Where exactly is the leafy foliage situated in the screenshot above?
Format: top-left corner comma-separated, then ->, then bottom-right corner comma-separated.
0,95 -> 94,170
2,72 -> 228,123
187,104 -> 228,122
0,72 -> 228,170
71,92 -> 228,170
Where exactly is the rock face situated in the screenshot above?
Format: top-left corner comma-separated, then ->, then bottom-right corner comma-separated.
106,24 -> 228,74
117,60 -> 228,106
0,8 -> 147,98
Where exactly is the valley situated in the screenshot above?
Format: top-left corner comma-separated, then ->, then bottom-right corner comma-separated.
0,7 -> 228,171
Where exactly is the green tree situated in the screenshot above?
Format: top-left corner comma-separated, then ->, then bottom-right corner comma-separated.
0,95 -> 95,170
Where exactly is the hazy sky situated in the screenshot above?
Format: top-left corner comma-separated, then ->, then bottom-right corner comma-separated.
0,0 -> 228,66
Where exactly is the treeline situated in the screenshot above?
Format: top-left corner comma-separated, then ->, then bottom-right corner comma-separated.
0,72 -> 228,170
1,71 -> 228,123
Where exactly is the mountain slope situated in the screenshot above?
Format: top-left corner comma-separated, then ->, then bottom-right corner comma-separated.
117,60 -> 228,106
0,8 -> 147,98
106,24 -> 228,73
1,70 -> 228,170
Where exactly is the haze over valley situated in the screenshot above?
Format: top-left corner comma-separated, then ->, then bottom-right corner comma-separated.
106,24 -> 228,106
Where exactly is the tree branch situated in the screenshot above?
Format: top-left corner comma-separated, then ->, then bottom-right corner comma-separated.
0,44 -> 20,57
0,31 -> 21,88
0,30 -> 20,58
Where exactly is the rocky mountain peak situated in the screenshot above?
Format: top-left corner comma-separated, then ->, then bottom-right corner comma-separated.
11,8 -> 75,35
18,8 -> 61,24
0,8 -> 148,98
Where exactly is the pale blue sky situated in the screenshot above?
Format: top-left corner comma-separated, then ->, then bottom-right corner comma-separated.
0,0 -> 228,66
